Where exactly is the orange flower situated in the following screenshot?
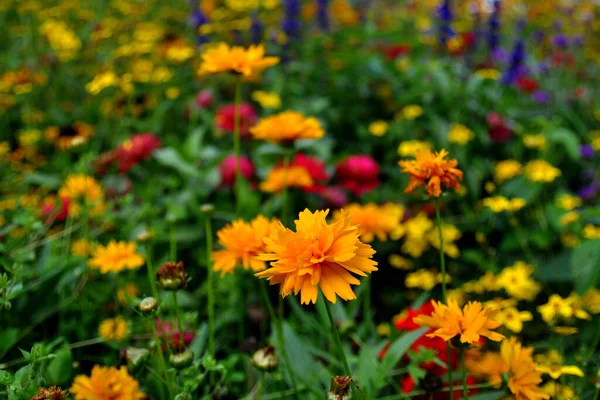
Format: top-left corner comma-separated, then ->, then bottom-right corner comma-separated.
398,149 -> 463,197
413,299 -> 505,344
255,209 -> 378,304
501,338 -> 550,400
250,111 -> 324,142
212,215 -> 279,276
70,365 -> 144,400
197,43 -> 279,80
259,165 -> 314,192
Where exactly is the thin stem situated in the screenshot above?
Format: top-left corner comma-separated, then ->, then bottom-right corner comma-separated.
258,283 -> 300,400
255,372 -> 265,400
434,199 -> 452,399
172,292 -> 184,347
169,224 -> 176,262
205,216 -> 215,362
233,78 -> 242,214
150,320 -> 173,399
323,299 -> 357,398
237,272 -> 246,344
460,348 -> 468,399
145,244 -> 159,299
363,278 -> 374,336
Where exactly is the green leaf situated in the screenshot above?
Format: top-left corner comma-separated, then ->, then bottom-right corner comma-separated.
468,391 -> 506,400
547,127 -> 581,160
46,345 -> 72,385
153,148 -> 200,177
571,239 -> 600,294
0,329 -> 19,352
237,176 -> 260,220
501,176 -> 541,202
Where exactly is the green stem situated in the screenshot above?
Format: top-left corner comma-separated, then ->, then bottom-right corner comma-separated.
172,292 -> 184,346
323,299 -> 357,398
460,348 -> 468,399
281,150 -> 291,226
258,283 -> 300,400
256,372 -> 265,400
169,224 -> 176,261
434,199 -> 452,399
233,78 -> 242,215
145,244 -> 159,299
237,272 -> 246,344
363,278 -> 374,336
150,320 -> 173,398
205,216 -> 215,361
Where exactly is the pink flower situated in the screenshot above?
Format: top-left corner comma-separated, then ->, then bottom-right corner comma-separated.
215,103 -> 257,137
319,186 -> 348,208
335,155 -> 380,196
196,89 -> 213,108
40,196 -> 71,222
486,112 -> 512,142
219,155 -> 255,186
117,133 -> 161,172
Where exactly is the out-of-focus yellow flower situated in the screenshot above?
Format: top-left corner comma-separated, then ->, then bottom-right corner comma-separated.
117,283 -> 139,304
252,91 -> 281,109
582,224 -> 600,239
18,129 -> 41,147
368,120 -> 389,137
523,134 -> 547,149
556,194 -> 582,211
496,261 -> 541,301
405,270 -> 439,291
39,20 -> 81,61
397,140 -> 431,157
494,159 -> 522,183
536,351 -> 584,380
335,203 -> 404,243
197,43 -> 279,80
86,71 -> 119,95
71,239 -> 95,257
537,294 -> 590,324
259,165 -> 313,192
44,122 -> 95,150
554,326 -> 578,336
583,288 -> 600,314
542,382 -> 578,400
98,316 -> 128,340
495,307 -> 533,333
447,288 -> 466,305
250,111 -> 324,142
166,87 -> 180,99
448,124 -> 475,145
524,160 -> 561,183
394,213 -> 433,258
388,254 -> 413,270
399,105 -> 423,120
58,174 -> 105,216
501,338 -> 550,400
482,196 -> 526,213
476,68 -> 501,80
463,272 -> 498,294
377,323 -> 391,337
331,0 -> 359,26
88,241 -> 145,274
425,223 -> 461,258
559,211 -> 579,225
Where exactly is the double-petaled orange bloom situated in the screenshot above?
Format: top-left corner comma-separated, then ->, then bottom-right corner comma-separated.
413,299 -> 505,344
197,43 -> 279,80
250,111 -> 324,142
398,148 -> 463,197
255,209 -> 378,304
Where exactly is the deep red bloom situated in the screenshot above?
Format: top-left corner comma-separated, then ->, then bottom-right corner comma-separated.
382,43 -> 412,60
41,197 -> 71,222
117,133 -> 161,172
335,155 -> 380,196
196,89 -> 213,108
516,76 -> 539,93
215,103 -> 257,137
486,112 -> 512,142
156,319 -> 194,352
219,155 -> 255,186
289,153 -> 329,193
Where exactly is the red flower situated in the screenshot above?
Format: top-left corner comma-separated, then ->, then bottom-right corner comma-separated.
215,103 -> 257,137
40,196 -> 70,223
486,112 -> 512,142
381,43 -> 412,60
516,76 -> 539,93
291,153 -> 329,193
219,155 -> 255,186
117,133 -> 161,172
335,155 -> 380,196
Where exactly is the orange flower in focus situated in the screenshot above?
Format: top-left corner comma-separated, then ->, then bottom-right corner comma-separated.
255,209 -> 378,304
70,366 -> 144,400
212,215 -> 278,276
197,43 -> 279,80
260,165 -> 314,192
413,299 -> 505,344
398,149 -> 463,197
501,338 -> 550,400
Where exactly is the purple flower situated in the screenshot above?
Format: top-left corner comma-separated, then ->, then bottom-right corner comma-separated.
316,0 -> 329,32
533,91 -> 550,104
552,34 -> 569,49
437,0 -> 454,45
487,0 -> 501,51
491,47 -> 508,64
580,144 -> 595,159
538,61 -> 550,74
282,0 -> 301,42
250,14 -> 263,44
579,185 -> 597,200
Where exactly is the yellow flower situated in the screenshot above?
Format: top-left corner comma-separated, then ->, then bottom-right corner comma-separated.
556,194 -> 582,211
197,43 -> 279,80
413,299 -> 505,344
537,294 -> 583,324
559,211 -> 579,225
396,213 -> 434,258
255,209 -> 378,304
448,124 -> 475,145
377,323 -> 391,337
212,215 -> 278,276
86,71 -> 119,95
259,165 -> 314,192
538,365 -> 584,380
397,140 -> 431,157
117,283 -> 139,304
98,316 -> 128,340
476,68 -> 501,80
71,239 -> 95,257
166,87 -> 180,99
388,254 -> 413,270
252,90 -> 281,109
88,241 -> 145,274
70,366 -> 144,400
523,134 -> 547,149
400,105 -> 423,120
494,160 -> 522,183
495,307 -> 533,333
496,261 -> 541,301
425,223 -> 461,257
554,326 -> 578,335
399,149 -> 463,198
582,224 -> 600,239
405,270 -> 438,291
250,111 -> 324,142
368,120 -> 389,137
18,129 -> 41,147
58,174 -> 105,216
447,288 -> 466,305
465,351 -> 507,387
582,288 -> 600,314
524,160 -> 561,183
501,338 -> 550,400
561,233 -> 580,248
334,203 -> 404,243
482,196 -> 526,213
542,382 -> 578,400
463,272 -> 498,294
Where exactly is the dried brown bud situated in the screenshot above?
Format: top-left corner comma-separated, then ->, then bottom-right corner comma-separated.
328,376 -> 352,400
30,386 -> 68,400
156,261 -> 188,290
251,345 -> 279,372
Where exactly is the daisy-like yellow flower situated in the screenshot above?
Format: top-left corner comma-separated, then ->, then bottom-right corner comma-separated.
197,43 -> 279,80
405,270 -> 449,291
536,294 -> 590,323
397,140 -> 431,157
388,254 -> 413,270
542,382 -> 578,400
98,316 -> 128,340
71,238 -> 95,257
259,165 -> 314,192
255,209 -> 378,304
556,194 -> 582,211
494,159 -> 522,183
559,211 -> 579,225
58,174 -> 105,216
400,105 -> 423,120
368,120 -> 389,137
482,196 -> 526,213
536,350 -> 584,379
448,123 -> 475,145
466,351 -> 507,387
88,241 -> 145,274
523,134 -> 547,150
524,160 -> 561,183
399,148 -> 463,198
476,68 -> 501,80
495,307 -> 533,333
496,261 -> 541,301
394,213 -> 434,258
582,288 -> 600,314
117,283 -> 139,304
70,366 -> 144,400
582,224 -> 600,239
424,222 -> 461,258
334,203 -> 404,243
501,338 -> 550,400
252,90 -> 281,109
212,215 -> 278,276
250,111 -> 324,142
413,299 -> 505,344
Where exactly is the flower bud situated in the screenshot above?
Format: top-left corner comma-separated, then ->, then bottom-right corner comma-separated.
169,347 -> 194,369
200,203 -> 214,214
328,376 -> 352,400
120,347 -> 150,372
139,297 -> 158,316
251,345 -> 279,372
156,261 -> 188,291
30,386 -> 68,400
136,228 -> 154,243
